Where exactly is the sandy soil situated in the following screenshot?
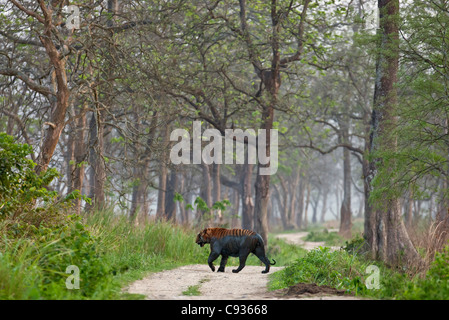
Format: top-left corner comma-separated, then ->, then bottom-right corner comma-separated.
126,264 -> 284,300
125,231 -> 359,300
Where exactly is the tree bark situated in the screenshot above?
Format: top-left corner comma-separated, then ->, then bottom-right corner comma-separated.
320,190 -> 328,223
156,126 -> 170,219
67,104 -> 87,214
303,181 -> 311,229
296,178 -> 305,228
288,169 -> 301,229
254,104 -> 275,244
339,119 -> 353,238
212,163 -> 222,223
365,0 -> 421,267
241,163 -> 254,229
87,110 -> 106,210
33,2 -> 70,175
165,170 -> 178,222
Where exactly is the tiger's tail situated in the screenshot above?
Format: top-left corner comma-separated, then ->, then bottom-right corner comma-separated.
270,259 -> 276,265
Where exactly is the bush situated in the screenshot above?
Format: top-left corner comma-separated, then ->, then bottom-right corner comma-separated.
269,247 -> 375,295
0,214 -> 114,299
0,134 -> 112,299
397,246 -> 449,300
304,229 -> 345,246
0,133 -> 85,238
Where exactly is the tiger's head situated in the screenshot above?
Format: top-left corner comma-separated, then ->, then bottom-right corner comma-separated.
195,228 -> 212,247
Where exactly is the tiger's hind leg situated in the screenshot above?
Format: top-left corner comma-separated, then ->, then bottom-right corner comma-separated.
253,246 -> 271,274
232,250 -> 250,273
217,255 -> 228,272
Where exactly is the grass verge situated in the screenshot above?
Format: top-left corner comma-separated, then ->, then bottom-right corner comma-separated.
268,237 -> 449,300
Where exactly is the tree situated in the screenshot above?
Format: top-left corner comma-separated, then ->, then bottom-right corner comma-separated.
365,0 -> 421,267
0,1 -> 71,175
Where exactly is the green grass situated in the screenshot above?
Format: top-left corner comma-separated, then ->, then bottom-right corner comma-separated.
8,205 -> 449,300
0,209 -> 211,300
268,236 -> 449,300
83,209 -> 211,294
182,284 -> 202,296
0,206 -> 307,300
304,229 -> 345,246
182,278 -> 210,296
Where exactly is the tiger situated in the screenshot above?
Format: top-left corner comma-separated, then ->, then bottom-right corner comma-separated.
195,227 -> 276,274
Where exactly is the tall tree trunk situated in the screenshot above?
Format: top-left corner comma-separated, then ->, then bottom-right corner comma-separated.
303,181 -> 311,229
241,163 -> 254,229
296,178 -> 305,228
365,0 -> 421,267
254,69 -> 279,245
405,186 -> 413,228
253,106 -> 274,244
288,169 -> 301,229
178,172 -> 187,224
212,163 -> 222,223
339,120 -> 353,238
311,189 -> 320,225
156,126 -> 170,219
199,163 -> 213,222
67,104 -> 87,214
34,3 -> 70,176
273,184 -> 287,229
87,110 -> 105,210
130,112 -> 158,219
320,190 -> 328,223
231,188 -> 240,228
165,170 -> 178,222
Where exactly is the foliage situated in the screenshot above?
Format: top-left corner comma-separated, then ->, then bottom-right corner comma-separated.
0,207 -> 213,300
398,246 -> 449,300
0,133 -> 86,238
368,0 -> 449,206
268,247 -> 380,296
269,234 -> 449,300
0,214 -> 113,299
304,229 -> 345,246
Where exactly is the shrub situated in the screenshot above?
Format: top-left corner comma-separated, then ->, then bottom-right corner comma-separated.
304,229 -> 345,246
0,214 -> 114,299
0,133 -> 86,238
0,134 -> 112,299
398,246 -> 449,300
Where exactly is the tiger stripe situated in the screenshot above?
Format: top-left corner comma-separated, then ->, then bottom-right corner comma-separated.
203,227 -> 256,240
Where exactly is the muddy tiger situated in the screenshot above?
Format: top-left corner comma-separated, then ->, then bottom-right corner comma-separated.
195,227 -> 276,273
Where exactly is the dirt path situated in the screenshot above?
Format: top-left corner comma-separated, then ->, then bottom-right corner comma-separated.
126,264 -> 284,300
126,231 -> 356,300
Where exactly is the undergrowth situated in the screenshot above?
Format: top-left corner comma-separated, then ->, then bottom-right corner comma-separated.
269,236 -> 449,300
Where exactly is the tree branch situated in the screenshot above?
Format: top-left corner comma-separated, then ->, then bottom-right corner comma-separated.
0,68 -> 53,96
280,0 -> 311,65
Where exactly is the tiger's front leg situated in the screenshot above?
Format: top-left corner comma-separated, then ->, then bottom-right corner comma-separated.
207,251 -> 220,272
217,255 -> 228,272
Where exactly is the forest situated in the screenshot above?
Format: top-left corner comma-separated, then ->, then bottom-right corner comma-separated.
1,0 -> 449,301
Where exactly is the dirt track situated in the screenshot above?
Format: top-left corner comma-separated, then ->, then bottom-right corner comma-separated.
126,232 -> 358,300
126,264 -> 284,300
